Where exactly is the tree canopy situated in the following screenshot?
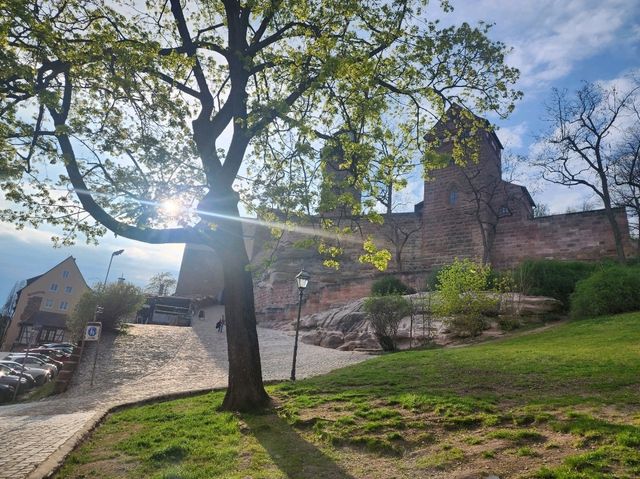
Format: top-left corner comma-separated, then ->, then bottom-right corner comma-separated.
0,0 -> 521,410
145,272 -> 177,296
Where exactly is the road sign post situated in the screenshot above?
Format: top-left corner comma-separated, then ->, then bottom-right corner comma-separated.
86,321 -> 102,387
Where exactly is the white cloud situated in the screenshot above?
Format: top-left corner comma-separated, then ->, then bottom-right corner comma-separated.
445,0 -> 638,88
497,122 -> 527,149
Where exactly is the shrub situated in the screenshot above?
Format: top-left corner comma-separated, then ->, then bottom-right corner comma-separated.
371,276 -> 415,296
514,260 -> 596,309
435,259 -> 498,337
68,282 -> 145,338
570,265 -> 640,319
498,316 -> 521,331
363,295 -> 412,351
424,267 -> 444,291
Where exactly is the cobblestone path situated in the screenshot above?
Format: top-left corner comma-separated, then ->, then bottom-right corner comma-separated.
0,306 -> 371,479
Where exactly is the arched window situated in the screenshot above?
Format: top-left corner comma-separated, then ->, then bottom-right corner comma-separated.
449,189 -> 458,206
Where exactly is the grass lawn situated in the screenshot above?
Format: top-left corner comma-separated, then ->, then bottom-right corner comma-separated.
55,313 -> 640,479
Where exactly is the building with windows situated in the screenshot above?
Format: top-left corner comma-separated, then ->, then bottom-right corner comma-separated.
0,256 -> 89,350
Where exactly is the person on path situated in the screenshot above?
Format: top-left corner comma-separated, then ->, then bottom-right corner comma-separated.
198,310 -> 205,321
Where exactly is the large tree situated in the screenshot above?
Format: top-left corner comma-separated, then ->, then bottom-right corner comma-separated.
612,98 -> 640,251
0,0 -> 520,410
533,81 -> 640,262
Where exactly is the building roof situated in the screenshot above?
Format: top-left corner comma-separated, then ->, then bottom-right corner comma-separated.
25,274 -> 44,287
426,103 -> 504,150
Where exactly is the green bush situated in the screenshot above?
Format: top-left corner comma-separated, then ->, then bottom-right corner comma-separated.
68,282 -> 145,338
514,260 -> 596,309
363,295 -> 412,351
371,276 -> 415,296
435,259 -> 498,337
497,316 -> 521,331
424,267 -> 444,291
570,265 -> 640,319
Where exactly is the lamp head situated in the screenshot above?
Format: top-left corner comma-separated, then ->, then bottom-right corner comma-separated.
295,269 -> 310,290
113,249 -> 124,256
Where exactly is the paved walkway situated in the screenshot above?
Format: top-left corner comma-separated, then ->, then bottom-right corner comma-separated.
0,306 -> 371,479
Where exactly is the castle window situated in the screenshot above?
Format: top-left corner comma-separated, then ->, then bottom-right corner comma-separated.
498,205 -> 511,217
449,189 -> 458,206
62,270 -> 70,279
50,283 -> 59,292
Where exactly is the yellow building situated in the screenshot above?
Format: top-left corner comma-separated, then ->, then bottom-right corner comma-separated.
0,256 -> 89,351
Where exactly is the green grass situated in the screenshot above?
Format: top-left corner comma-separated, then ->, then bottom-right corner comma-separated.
55,312 -> 640,478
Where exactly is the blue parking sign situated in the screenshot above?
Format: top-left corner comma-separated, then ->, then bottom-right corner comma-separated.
84,322 -> 102,341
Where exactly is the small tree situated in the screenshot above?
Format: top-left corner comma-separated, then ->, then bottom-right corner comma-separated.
145,272 -> 177,296
68,283 -> 145,339
435,259 -> 497,337
363,295 -> 411,351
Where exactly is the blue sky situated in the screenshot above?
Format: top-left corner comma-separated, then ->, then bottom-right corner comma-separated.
1,0 -> 639,301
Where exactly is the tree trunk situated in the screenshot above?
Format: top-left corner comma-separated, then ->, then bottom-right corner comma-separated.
600,172 -> 627,263
212,199 -> 270,412
604,205 -> 627,263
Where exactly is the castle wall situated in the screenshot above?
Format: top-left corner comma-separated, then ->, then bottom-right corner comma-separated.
250,213 -> 425,322
491,207 -> 633,269
255,271 -> 426,324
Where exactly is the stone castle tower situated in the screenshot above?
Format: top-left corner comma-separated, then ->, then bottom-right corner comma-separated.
421,106 -> 534,267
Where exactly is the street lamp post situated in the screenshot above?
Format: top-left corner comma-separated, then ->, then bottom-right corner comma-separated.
103,249 -> 124,287
290,268 -> 310,381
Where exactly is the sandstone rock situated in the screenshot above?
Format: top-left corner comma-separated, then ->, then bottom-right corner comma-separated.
287,292 -> 563,351
319,332 -> 345,349
301,330 -> 322,345
338,338 -> 381,351
499,293 -> 563,316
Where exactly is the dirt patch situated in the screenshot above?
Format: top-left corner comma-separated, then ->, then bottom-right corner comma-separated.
278,396 -> 633,479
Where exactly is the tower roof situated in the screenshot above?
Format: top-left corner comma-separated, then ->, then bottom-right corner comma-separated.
426,103 -> 503,150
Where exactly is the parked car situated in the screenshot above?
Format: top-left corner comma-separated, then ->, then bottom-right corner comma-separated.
0,365 -> 32,393
0,363 -> 36,387
9,352 -> 64,371
42,342 -> 76,353
6,355 -> 58,376
30,347 -> 71,362
0,360 -> 51,386
0,383 -> 15,402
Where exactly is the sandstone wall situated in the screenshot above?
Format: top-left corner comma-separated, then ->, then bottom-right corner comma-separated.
491,207 -> 633,269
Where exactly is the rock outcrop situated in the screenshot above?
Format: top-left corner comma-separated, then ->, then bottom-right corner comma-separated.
288,293 -> 562,351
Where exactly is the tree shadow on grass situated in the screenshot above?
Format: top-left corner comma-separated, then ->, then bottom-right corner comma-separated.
242,411 -> 355,479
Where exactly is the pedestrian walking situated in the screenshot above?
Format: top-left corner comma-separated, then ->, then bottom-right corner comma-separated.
198,310 -> 205,321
